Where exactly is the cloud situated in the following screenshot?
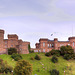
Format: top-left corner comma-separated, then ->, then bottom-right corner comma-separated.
0,0 -> 75,22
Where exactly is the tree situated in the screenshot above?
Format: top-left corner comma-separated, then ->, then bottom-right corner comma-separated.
8,48 -> 17,55
60,45 -> 74,55
28,44 -> 31,53
14,60 -> 32,75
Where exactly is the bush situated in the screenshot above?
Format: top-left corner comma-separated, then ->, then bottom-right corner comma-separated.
35,55 -> 41,60
60,45 -> 74,55
14,60 -> 32,75
71,53 -> 75,59
8,48 -> 17,55
45,52 -> 51,57
50,69 -> 59,75
4,66 -> 13,73
30,57 -> 34,60
64,54 -> 72,60
50,50 -> 60,57
11,53 -> 22,61
51,56 -> 58,63
0,59 -> 13,74
0,58 -> 3,64
30,50 -> 34,53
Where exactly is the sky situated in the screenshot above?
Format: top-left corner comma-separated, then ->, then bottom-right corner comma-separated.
0,0 -> 75,48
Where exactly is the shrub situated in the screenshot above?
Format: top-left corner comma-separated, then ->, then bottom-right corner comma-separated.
30,50 -> 34,53
51,56 -> 58,63
4,66 -> 13,73
60,45 -> 74,55
14,60 -> 32,75
45,52 -> 51,57
50,50 -> 60,57
35,55 -> 41,60
8,48 -> 17,55
0,58 -> 3,64
30,57 -> 34,60
0,59 -> 13,74
50,69 -> 59,75
71,53 -> 75,59
64,54 -> 72,60
11,53 -> 22,61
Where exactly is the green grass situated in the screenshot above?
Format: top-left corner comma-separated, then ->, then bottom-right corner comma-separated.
0,53 -> 75,75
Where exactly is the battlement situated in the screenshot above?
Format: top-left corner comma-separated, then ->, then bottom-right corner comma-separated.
8,34 -> 18,39
0,29 -> 4,34
68,37 -> 75,40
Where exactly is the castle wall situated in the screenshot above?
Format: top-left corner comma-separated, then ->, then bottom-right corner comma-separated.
34,37 -> 75,53
0,29 -> 30,54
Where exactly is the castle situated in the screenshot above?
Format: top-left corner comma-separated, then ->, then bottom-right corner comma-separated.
32,37 -> 75,53
0,29 -> 75,54
0,29 -> 30,54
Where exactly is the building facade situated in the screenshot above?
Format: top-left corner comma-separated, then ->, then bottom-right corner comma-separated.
0,29 -> 30,54
32,37 -> 75,53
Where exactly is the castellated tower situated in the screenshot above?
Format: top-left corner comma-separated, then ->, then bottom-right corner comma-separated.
0,29 -> 4,53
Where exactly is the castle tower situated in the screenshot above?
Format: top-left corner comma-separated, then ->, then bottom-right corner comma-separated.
7,34 -> 18,48
0,29 -> 4,52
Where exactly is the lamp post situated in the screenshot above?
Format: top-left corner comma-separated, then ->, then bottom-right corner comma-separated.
12,71 -> 13,75
64,71 -> 65,75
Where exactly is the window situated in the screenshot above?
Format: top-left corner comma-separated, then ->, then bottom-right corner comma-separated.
34,50 -> 38,52
56,44 -> 57,47
50,44 -> 51,47
11,40 -> 13,43
43,49 -> 45,52
48,44 -> 49,48
43,42 -> 45,47
5,41 -> 7,44
11,45 -> 13,47
52,44 -> 54,47
73,42 -> 74,46
68,44 -> 70,45
39,50 -> 41,52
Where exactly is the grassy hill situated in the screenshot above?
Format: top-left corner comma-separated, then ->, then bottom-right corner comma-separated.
0,53 -> 75,75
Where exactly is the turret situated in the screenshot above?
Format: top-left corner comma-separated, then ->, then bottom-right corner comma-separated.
54,38 -> 58,42
0,29 -> 4,52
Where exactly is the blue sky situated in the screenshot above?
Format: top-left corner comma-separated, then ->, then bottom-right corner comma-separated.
0,0 -> 75,48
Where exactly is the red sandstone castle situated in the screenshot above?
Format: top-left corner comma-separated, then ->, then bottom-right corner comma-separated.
32,37 -> 75,53
0,29 -> 75,54
0,29 -> 30,54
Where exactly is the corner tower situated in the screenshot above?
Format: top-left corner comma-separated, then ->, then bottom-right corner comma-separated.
0,29 -> 4,52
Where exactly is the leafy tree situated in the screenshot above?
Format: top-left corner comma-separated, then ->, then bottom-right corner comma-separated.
14,60 -> 32,75
60,45 -> 74,55
8,48 -> 17,55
